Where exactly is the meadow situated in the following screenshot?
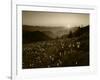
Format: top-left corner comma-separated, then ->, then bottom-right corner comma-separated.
22,25 -> 89,69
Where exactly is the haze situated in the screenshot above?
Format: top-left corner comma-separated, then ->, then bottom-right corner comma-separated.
22,11 -> 89,28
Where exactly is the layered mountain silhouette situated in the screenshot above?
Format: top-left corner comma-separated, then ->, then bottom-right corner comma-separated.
23,25 -> 71,38
22,25 -> 89,43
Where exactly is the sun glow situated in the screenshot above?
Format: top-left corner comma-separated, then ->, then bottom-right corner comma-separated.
67,24 -> 71,28
64,24 -> 72,29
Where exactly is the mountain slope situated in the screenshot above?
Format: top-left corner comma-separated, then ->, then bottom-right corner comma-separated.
23,31 -> 52,43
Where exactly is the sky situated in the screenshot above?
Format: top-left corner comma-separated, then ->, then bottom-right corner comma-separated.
22,11 -> 89,28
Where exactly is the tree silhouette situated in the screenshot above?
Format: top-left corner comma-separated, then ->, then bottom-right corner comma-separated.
68,31 -> 73,38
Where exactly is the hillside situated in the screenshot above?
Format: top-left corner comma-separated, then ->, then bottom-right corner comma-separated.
61,25 -> 89,39
23,31 -> 52,43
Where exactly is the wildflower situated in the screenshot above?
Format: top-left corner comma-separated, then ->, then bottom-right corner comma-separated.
75,61 -> 78,65
59,52 -> 62,56
48,65 -> 50,68
51,57 -> 54,61
76,41 -> 80,48
68,44 -> 71,47
49,56 -> 52,59
57,63 -> 59,66
76,42 -> 80,45
77,45 -> 80,48
72,44 -> 75,47
58,60 -> 62,65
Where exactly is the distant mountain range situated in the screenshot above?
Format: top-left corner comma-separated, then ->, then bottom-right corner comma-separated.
22,25 -> 89,43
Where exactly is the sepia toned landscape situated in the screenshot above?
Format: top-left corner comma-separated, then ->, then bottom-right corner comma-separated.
22,11 -> 89,69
